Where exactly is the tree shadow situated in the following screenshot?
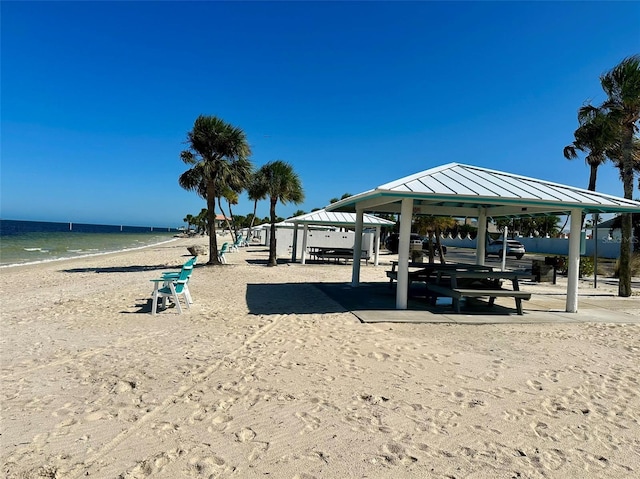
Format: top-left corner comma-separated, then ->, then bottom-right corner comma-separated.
244,259 -> 293,266
61,264 -> 179,274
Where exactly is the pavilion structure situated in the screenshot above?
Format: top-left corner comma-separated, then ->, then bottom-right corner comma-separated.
326,163 -> 640,313
282,209 -> 395,265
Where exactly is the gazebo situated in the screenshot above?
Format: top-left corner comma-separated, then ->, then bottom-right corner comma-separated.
326,163 -> 640,313
284,209 -> 396,265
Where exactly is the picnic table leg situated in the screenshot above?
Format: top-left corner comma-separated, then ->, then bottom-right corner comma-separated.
512,278 -> 524,314
515,298 -> 523,315
452,297 -> 461,313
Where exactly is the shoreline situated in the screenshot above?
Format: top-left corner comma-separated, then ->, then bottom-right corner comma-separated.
0,237 -> 180,270
1,238 -> 639,477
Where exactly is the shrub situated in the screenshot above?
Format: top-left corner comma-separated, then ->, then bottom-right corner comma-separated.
614,252 -> 640,278
557,256 -> 595,277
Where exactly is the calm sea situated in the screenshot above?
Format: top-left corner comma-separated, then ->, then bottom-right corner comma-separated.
0,220 -> 180,267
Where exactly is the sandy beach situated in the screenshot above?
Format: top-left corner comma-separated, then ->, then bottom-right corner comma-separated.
2,236 -> 639,478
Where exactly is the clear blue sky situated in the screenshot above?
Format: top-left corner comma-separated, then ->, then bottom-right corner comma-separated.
2,1 -> 639,228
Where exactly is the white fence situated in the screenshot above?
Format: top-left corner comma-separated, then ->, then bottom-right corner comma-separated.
440,234 -> 623,259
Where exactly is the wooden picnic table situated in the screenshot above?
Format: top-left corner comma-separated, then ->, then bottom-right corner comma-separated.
308,247 -> 370,265
427,270 -> 536,315
386,261 -> 493,287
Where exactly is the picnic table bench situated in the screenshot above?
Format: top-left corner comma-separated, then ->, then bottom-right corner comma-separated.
427,270 -> 536,315
386,262 -> 493,288
310,247 -> 370,265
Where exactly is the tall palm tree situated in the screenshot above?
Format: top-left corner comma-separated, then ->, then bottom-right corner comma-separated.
599,55 -> 640,296
183,214 -> 194,233
247,172 -> 267,241
178,115 -> 252,265
564,105 -> 617,191
255,160 -> 304,266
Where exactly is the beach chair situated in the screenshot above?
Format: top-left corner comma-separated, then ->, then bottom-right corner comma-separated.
161,257 -> 197,304
229,235 -> 244,252
150,265 -> 192,315
218,242 -> 229,264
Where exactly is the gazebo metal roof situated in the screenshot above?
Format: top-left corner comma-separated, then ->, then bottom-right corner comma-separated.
326,163 -> 640,216
278,209 -> 396,227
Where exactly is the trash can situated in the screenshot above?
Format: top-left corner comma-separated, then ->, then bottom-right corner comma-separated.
532,259 -> 554,282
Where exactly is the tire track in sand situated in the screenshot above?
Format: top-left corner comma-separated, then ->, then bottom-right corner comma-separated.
68,313 -> 285,479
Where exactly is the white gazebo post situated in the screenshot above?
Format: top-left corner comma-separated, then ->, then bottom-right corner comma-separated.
301,223 -> 309,265
291,223 -> 299,262
476,207 -> 487,265
396,198 -> 413,309
374,225 -> 381,266
566,208 -> 582,312
351,208 -> 365,287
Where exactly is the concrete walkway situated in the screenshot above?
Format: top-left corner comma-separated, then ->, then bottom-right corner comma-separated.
316,277 -> 640,325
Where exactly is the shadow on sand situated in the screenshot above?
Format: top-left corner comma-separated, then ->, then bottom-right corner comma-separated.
246,281 -> 517,319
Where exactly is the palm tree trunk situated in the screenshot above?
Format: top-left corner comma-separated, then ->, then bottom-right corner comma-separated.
587,164 -> 598,191
268,198 -> 278,266
218,197 -> 235,242
227,200 -> 239,241
207,182 -> 221,265
618,125 -> 635,297
248,200 -> 258,240
435,226 -> 446,264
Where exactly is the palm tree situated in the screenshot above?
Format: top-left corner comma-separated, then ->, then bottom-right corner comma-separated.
564,105 -> 618,191
415,216 -> 456,264
196,208 -> 208,235
599,55 -> 640,296
183,214 -> 194,233
247,172 -> 268,241
178,115 -> 252,265
255,160 -> 304,266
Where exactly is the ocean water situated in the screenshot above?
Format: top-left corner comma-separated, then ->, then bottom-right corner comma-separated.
0,220 -> 180,267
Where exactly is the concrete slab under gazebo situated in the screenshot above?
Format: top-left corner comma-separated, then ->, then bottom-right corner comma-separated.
284,209 -> 395,266
326,163 -> 640,313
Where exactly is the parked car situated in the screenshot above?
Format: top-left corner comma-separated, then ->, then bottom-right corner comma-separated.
486,238 -> 525,259
384,233 -> 423,253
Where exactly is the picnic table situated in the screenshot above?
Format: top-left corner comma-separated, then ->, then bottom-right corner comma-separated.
386,261 -> 493,288
308,247 -> 370,265
427,270 -> 536,315
386,261 -> 535,315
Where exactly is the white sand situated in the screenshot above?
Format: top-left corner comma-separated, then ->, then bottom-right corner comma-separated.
2,236 -> 640,478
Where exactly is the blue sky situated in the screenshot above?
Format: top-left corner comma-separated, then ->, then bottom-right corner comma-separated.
2,1 -> 639,228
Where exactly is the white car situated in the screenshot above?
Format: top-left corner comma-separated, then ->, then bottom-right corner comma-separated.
486,238 -> 525,259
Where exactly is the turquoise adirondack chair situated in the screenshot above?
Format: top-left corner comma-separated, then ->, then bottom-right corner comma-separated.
218,242 -> 229,264
230,235 -> 244,252
161,256 -> 197,304
150,264 -> 192,315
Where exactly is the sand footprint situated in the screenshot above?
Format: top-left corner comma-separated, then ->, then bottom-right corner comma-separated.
295,412 -> 321,431
377,442 -> 418,465
121,448 -> 185,478
235,427 -> 256,442
530,421 -> 558,441
367,351 -> 390,361
233,427 -> 269,460
526,379 -> 544,391
187,454 -> 228,477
